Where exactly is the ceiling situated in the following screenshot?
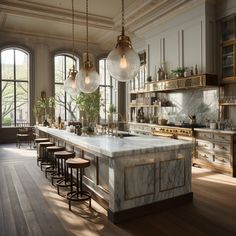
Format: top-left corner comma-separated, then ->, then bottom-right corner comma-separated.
0,0 -> 207,51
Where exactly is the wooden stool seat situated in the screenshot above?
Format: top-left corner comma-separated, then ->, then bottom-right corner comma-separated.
35,138 -> 49,143
66,158 -> 90,169
39,142 -> 54,147
54,151 -> 76,159
46,146 -> 65,152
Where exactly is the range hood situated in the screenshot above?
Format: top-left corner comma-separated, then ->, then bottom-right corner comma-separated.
145,74 -> 218,92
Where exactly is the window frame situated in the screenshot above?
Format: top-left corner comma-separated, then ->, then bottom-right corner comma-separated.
53,53 -> 79,121
0,47 -> 31,127
99,57 -> 117,123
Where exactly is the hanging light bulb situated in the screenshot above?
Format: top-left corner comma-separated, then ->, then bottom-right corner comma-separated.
77,59 -> 100,93
64,0 -> 79,96
76,0 -> 99,93
107,0 -> 140,82
64,65 -> 79,96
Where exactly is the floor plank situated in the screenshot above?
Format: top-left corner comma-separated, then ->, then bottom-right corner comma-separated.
0,166 -> 17,236
10,164 -> 44,236
4,165 -> 29,236
0,144 -> 236,236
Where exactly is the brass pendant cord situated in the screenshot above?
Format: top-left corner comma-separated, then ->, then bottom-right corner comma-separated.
72,0 -> 75,68
86,0 -> 89,62
121,0 -> 125,36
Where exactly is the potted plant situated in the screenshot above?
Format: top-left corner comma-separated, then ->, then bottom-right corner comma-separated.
171,67 -> 187,78
147,76 -> 152,82
33,96 -> 55,125
108,104 -> 116,125
76,89 -> 100,134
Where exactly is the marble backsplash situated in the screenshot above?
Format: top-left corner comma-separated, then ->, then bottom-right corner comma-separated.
156,89 -> 219,125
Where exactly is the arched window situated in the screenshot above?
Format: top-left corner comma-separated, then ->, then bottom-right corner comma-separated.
99,58 -> 117,123
1,47 -> 30,127
54,54 -> 79,121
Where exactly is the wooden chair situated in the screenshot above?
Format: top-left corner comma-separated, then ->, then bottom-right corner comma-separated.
16,127 -> 35,148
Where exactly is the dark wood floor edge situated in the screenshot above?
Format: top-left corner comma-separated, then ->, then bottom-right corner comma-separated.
108,192 -> 193,224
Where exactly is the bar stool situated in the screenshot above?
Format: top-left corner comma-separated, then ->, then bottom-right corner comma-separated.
66,157 -> 91,211
52,151 -> 75,185
56,152 -> 76,195
45,146 -> 65,178
39,142 -> 55,170
35,138 -> 50,165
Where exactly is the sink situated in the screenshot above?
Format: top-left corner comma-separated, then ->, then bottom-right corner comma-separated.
118,133 -> 136,137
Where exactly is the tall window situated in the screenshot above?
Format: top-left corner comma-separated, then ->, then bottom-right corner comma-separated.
99,58 -> 117,123
54,54 -> 79,121
1,48 -> 30,127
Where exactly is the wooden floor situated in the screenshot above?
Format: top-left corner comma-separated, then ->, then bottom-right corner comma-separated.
0,144 -> 236,236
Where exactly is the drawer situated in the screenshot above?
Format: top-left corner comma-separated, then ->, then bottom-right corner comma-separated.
212,142 -> 231,153
196,150 -> 212,161
213,133 -> 231,142
196,132 -> 212,140
213,154 -> 230,165
196,139 -> 212,150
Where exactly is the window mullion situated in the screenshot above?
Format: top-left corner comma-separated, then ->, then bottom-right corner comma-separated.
14,49 -> 17,126
64,55 -> 67,121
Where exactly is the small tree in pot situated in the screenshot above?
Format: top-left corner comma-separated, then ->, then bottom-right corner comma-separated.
33,96 -> 55,125
76,89 -> 100,133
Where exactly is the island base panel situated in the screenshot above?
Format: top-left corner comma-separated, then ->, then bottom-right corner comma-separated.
108,192 -> 193,223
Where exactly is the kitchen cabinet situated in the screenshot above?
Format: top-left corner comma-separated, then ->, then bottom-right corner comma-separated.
220,16 -> 236,84
194,129 -> 236,177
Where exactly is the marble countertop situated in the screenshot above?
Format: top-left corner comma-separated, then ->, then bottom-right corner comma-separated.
194,128 -> 236,135
38,127 -> 192,158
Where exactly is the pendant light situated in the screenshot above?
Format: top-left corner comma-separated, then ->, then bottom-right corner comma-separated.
107,0 -> 140,82
64,0 -> 79,96
76,0 -> 100,93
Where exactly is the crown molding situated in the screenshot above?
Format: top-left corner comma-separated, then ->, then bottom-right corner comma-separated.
0,28 -> 99,47
134,0 -> 205,38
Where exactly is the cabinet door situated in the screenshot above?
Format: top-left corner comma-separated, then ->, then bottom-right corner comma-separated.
222,44 -> 234,79
221,17 -> 235,42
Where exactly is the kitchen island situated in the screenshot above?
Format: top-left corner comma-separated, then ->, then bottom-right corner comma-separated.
37,126 -> 193,223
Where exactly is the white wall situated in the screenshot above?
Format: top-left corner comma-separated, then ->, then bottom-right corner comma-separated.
133,2 -> 217,79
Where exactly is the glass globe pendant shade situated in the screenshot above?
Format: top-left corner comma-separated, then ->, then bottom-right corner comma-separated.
64,67 -> 79,96
76,60 -> 100,93
107,36 -> 140,82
